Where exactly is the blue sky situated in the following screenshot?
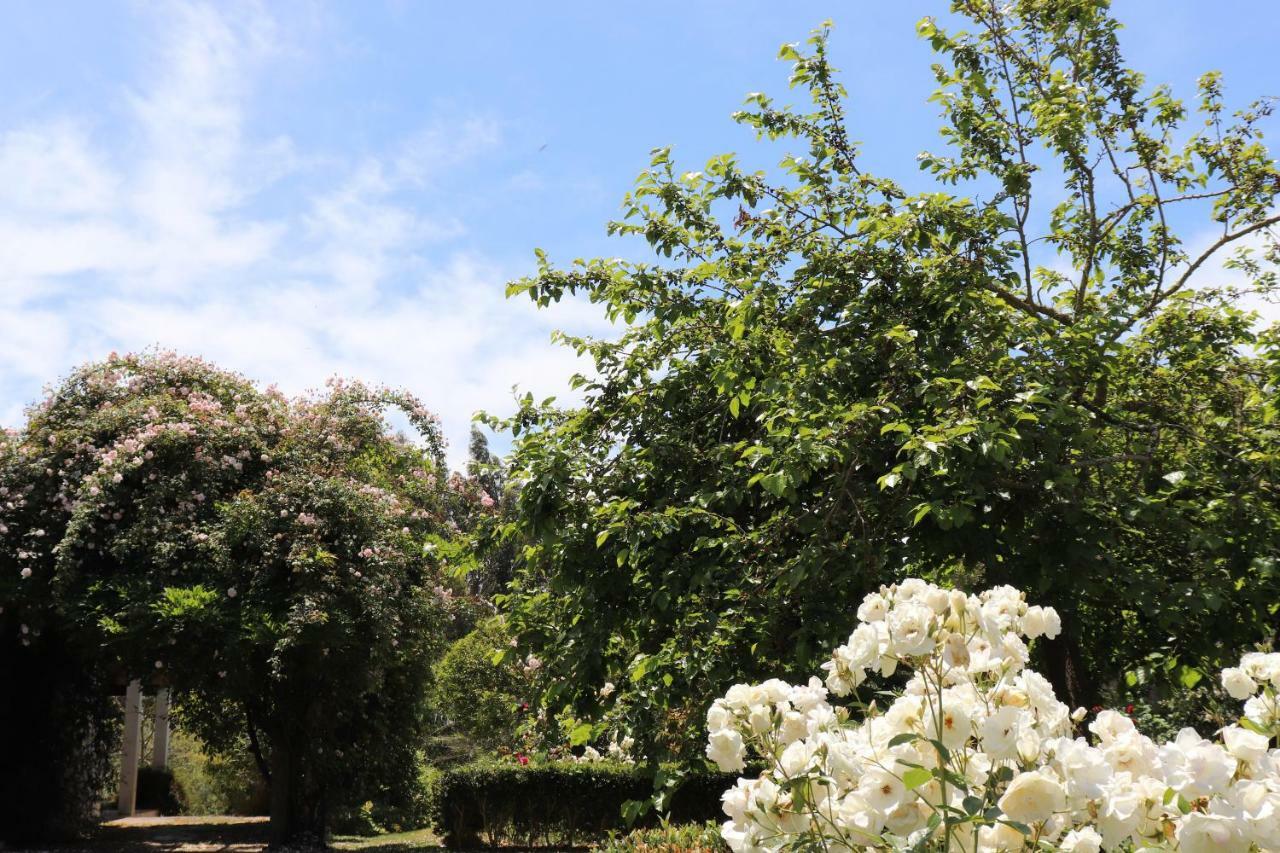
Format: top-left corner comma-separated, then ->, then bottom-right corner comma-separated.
0,2 -> 1275,468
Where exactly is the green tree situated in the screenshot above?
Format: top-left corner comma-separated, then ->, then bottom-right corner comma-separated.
0,352 -> 459,846
498,2 -> 1279,759
429,618 -> 526,760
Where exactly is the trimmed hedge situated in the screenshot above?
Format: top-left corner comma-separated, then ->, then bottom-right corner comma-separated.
434,762 -> 733,848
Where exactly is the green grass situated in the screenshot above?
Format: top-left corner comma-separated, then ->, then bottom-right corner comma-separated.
331,827 -> 441,850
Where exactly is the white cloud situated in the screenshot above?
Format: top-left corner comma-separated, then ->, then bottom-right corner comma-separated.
0,0 -> 608,470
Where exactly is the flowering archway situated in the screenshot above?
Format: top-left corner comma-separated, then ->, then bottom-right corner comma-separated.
0,353 -> 460,847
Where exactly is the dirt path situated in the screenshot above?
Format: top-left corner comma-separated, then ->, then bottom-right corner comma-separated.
10,816 -> 269,852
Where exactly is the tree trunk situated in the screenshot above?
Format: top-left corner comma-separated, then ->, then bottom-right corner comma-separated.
268,736 -> 327,849
1042,620 -> 1097,715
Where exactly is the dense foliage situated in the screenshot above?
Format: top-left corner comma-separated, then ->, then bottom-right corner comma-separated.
429,618 -> 527,760
706,578 -> 1280,851
497,0 -> 1280,758
0,352 -> 460,845
0,626 -> 119,843
433,760 -> 735,848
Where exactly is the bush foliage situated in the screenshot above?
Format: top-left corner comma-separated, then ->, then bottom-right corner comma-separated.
429,618 -> 526,761
432,761 -> 735,848
601,821 -> 729,853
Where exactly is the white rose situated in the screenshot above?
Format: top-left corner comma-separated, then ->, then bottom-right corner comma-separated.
779,738 -> 814,777
1059,826 -> 1102,853
1221,724 -> 1269,764
1160,728 -> 1236,799
1051,736 -> 1110,800
747,703 -> 773,735
787,676 -> 828,713
1103,730 -> 1158,778
1088,709 -> 1135,745
981,705 -> 1025,761
1022,605 -> 1047,639
706,702 -> 732,733
779,710 -> 808,745
859,766 -> 908,813
833,792 -> 884,843
720,778 -> 753,822
1176,812 -> 1245,853
1222,666 -> 1258,701
998,770 -> 1066,824
848,623 -> 882,668
925,702 -> 971,750
857,592 -> 888,622
887,601 -> 935,657
923,585 -> 950,615
1041,606 -> 1062,639
706,729 -> 746,772
977,821 -> 1026,851
723,683 -> 753,711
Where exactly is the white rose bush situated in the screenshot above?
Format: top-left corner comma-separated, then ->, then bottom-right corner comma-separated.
705,579 -> 1280,851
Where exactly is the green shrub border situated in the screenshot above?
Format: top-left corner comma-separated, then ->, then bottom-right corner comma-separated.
433,761 -> 732,848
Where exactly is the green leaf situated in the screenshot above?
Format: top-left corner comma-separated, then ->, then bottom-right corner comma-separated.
1239,716 -> 1270,736
568,722 -> 593,746
902,767 -> 932,790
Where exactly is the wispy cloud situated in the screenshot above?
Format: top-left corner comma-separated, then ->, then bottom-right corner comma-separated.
0,0 -> 606,469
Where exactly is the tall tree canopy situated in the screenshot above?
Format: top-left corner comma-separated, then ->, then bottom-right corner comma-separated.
498,0 -> 1280,758
1,352 -> 459,845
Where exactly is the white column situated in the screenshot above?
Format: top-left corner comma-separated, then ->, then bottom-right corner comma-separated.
151,688 -> 171,769
117,679 -> 142,817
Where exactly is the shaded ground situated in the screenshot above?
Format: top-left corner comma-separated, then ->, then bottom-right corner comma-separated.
9,817 -> 439,853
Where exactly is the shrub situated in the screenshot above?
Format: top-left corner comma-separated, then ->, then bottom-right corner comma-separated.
706,578 -> 1280,851
135,767 -> 182,815
601,821 -> 729,853
433,761 -> 734,848
332,763 -> 442,836
428,618 -> 525,763
166,728 -> 269,816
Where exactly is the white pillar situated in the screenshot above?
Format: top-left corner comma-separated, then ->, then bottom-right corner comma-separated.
151,688 -> 171,769
117,679 -> 142,817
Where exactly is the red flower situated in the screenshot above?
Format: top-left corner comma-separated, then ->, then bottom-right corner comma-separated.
517,754 -> 529,766
1125,704 -> 1135,715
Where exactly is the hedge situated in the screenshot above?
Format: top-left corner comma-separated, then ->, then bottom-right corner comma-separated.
433,762 -> 734,848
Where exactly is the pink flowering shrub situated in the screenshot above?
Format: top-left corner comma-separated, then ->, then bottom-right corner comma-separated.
0,351 -> 463,844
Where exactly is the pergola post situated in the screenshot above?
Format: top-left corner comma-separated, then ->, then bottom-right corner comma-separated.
116,679 -> 142,817
151,688 -> 171,768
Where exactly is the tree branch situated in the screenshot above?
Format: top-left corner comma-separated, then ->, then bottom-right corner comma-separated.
1151,213 -> 1280,314
978,279 -> 1074,324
